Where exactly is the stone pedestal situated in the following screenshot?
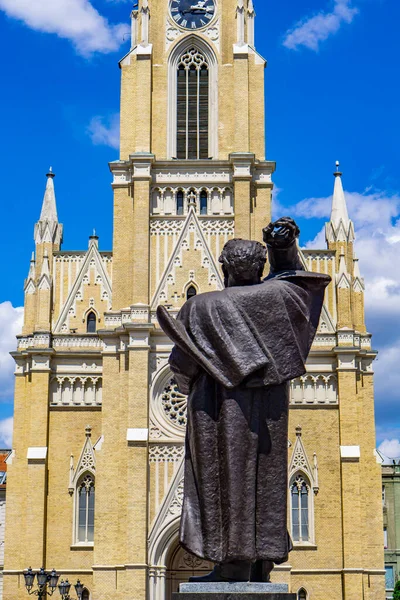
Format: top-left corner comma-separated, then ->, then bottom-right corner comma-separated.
173,582 -> 296,599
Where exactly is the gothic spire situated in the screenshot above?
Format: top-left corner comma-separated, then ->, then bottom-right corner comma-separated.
331,161 -> 349,228
325,161 -> 355,244
34,168 -> 63,247
39,167 -> 58,223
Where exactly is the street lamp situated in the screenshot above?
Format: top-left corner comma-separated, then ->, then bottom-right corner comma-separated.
58,580 -> 84,600
23,568 -> 84,600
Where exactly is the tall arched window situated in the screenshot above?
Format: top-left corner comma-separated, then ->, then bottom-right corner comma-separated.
297,589 -> 307,600
176,191 -> 184,216
187,286 -> 197,300
77,474 -> 95,543
291,475 -> 310,543
87,312 -> 97,333
177,48 -> 209,160
82,589 -> 90,600
200,190 -> 208,215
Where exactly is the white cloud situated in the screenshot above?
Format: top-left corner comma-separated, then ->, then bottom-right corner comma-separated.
0,0 -> 129,56
0,417 -> 13,449
0,302 -> 23,403
378,439 -> 400,460
87,114 -> 120,150
283,0 -> 359,51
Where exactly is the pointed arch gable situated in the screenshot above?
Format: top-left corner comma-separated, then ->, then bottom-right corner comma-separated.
149,458 -> 184,565
54,243 -> 112,333
167,34 -> 218,160
69,428 -> 96,494
150,206 -> 224,309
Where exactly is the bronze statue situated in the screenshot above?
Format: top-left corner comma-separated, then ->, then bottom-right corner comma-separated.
157,218 -> 330,583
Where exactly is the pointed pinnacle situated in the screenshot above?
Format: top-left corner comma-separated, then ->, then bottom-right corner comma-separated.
40,169 -> 58,222
331,162 -> 349,227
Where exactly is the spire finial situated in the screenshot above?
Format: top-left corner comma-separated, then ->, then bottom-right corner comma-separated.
89,230 -> 99,248
46,166 -> 55,179
85,425 -> 92,438
334,160 -> 342,177
296,425 -> 302,437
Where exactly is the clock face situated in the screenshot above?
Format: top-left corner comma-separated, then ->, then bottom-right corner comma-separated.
170,0 -> 216,30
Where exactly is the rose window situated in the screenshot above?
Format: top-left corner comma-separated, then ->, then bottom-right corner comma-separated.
161,377 -> 187,427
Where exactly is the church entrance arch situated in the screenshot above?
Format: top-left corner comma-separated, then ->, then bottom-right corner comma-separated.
166,540 -> 214,600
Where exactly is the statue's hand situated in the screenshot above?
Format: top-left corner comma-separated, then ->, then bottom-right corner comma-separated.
263,217 -> 300,248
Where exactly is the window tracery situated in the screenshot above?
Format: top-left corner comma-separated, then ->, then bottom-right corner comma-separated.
177,48 -> 209,160
168,37 -> 218,159
291,475 -> 310,543
69,427 -> 96,546
77,474 -> 95,543
161,378 -> 188,428
289,427 -> 317,545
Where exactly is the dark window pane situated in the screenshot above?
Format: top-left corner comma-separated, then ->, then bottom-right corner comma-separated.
200,191 -> 207,215
187,286 -> 197,300
176,51 -> 209,159
78,488 -> 87,542
177,191 -> 184,215
87,312 -> 96,333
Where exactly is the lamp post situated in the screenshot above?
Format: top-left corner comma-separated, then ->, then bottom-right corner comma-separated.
23,568 -> 84,600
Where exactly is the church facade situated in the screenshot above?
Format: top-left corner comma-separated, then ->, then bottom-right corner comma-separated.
4,1 -> 385,599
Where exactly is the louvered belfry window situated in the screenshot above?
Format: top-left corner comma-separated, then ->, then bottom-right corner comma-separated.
177,48 -> 209,160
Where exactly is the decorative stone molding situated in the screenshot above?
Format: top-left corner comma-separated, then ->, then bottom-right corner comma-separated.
53,336 -> 103,349
290,374 -> 338,405
149,445 -> 184,463
154,169 -> 231,184
313,335 -> 336,347
31,355 -> 51,371
69,426 -> 96,495
151,185 -> 234,217
54,241 -> 112,333
150,206 -> 224,309
50,376 -> 102,407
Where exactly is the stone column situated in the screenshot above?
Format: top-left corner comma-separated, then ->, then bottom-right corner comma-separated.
230,153 -> 254,240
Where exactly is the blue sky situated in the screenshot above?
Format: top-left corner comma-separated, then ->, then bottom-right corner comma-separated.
0,0 -> 399,453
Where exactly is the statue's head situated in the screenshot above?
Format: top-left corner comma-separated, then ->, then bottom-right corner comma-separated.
219,239 -> 267,288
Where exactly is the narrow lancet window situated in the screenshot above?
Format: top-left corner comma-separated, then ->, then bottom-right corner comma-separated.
200,191 -> 208,215
291,476 -> 310,542
177,48 -> 209,160
187,286 -> 197,300
297,589 -> 307,600
77,474 -> 95,543
177,191 -> 184,216
87,312 -> 97,333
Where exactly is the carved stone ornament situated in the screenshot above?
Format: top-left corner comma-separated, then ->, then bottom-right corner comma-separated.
168,478 -> 184,516
161,378 -> 188,428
